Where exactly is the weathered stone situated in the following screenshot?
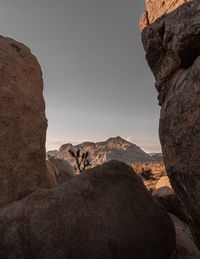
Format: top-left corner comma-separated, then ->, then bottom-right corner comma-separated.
140,0 -> 200,247
46,156 -> 76,185
153,176 -> 188,222
153,176 -> 174,197
170,214 -> 200,259
0,161 -> 175,259
0,36 -> 49,205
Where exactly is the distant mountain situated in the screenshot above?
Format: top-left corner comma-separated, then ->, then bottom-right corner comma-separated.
47,150 -> 59,157
148,153 -> 163,162
47,136 -> 153,169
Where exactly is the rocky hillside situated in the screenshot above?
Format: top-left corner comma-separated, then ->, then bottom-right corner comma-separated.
47,136 -> 154,168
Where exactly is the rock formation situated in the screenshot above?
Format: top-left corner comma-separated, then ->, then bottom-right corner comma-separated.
153,176 -> 174,197
153,176 -> 188,222
0,161 -> 175,259
170,214 -> 200,259
140,0 -> 200,247
0,36 -> 49,204
46,156 -> 76,185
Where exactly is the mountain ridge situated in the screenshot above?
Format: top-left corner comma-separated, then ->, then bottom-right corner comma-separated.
47,136 -> 160,168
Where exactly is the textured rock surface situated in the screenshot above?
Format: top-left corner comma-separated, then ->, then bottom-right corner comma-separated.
46,156 -> 76,185
153,176 -> 187,222
0,161 -> 175,259
0,36 -> 49,204
170,214 -> 200,259
140,0 -> 200,247
153,176 -> 174,197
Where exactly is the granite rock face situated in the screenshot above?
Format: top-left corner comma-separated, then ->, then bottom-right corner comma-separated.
140,0 -> 200,247
153,176 -> 188,222
0,36 -> 49,205
0,161 -> 175,259
46,156 -> 76,185
170,214 -> 200,259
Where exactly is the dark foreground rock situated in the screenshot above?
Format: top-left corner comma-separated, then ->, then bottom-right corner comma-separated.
170,214 -> 200,259
0,36 -> 50,205
153,177 -> 188,222
140,0 -> 200,247
0,161 -> 175,259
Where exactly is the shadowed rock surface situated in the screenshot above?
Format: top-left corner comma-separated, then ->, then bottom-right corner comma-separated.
153,176 -> 188,222
140,0 -> 200,247
0,161 -> 175,259
170,214 -> 200,259
0,36 -> 50,205
46,156 -> 76,185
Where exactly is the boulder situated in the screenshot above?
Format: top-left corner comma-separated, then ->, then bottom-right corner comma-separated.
46,156 -> 76,185
140,0 -> 200,247
45,157 -> 58,187
0,36 -> 50,205
153,176 -> 188,222
153,176 -> 174,197
170,214 -> 200,259
0,161 -> 175,259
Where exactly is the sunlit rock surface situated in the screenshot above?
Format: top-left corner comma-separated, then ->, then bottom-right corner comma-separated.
0,36 -> 51,205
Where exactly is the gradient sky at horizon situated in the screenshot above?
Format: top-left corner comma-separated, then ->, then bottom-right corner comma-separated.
0,0 -> 161,153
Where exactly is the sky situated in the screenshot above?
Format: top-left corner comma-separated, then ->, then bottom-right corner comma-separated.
0,0 -> 161,153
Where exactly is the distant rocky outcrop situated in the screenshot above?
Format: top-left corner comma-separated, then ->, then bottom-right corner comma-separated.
0,161 -> 175,259
140,0 -> 200,247
48,136 -> 153,170
46,150 -> 58,157
0,36 -> 50,205
148,153 -> 163,162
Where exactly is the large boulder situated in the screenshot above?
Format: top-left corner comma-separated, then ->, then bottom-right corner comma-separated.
153,176 -> 174,197
0,161 -> 175,259
46,156 -> 76,185
0,36 -> 50,205
140,0 -> 200,247
170,214 -> 200,259
153,176 -> 188,222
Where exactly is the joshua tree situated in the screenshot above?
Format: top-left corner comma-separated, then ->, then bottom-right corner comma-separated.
69,149 -> 91,173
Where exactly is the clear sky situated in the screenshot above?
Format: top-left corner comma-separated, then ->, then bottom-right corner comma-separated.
0,0 -> 161,152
